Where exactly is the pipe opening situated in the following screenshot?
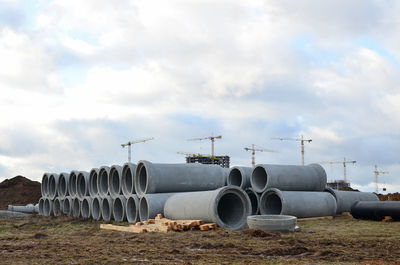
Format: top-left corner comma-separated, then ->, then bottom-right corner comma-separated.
111,170 -> 120,195
69,173 -> 77,195
99,170 -> 108,195
73,199 -> 80,217
78,174 -> 86,197
263,193 -> 282,214
252,167 -> 268,192
92,198 -> 100,220
59,176 -> 66,196
82,199 -> 90,218
139,197 -> 148,221
41,174 -> 49,195
49,175 -> 56,197
123,167 -> 133,194
53,199 -> 61,216
63,199 -> 71,215
39,198 -> 45,215
217,193 -> 245,227
126,197 -> 137,223
138,166 -> 147,194
228,168 -> 242,187
246,191 -> 259,215
44,199 -> 51,216
102,199 -> 111,221
89,170 -> 98,195
113,198 -> 124,221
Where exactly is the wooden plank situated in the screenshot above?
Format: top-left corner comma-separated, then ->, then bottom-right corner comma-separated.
199,224 -> 209,231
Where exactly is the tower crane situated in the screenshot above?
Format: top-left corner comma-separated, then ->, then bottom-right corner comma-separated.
272,135 -> 312,165
244,144 -> 277,167
317,157 -> 356,183
374,165 -> 389,193
187,135 -> 222,164
121,137 -> 154,163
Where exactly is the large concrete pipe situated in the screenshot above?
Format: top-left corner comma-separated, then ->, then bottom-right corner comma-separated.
88,168 -> 99,197
351,201 -> 400,221
43,198 -> 53,216
41,173 -> 50,197
259,188 -> 337,218
113,195 -> 127,222
77,171 -> 89,199
228,166 -> 253,190
245,188 -> 260,215
139,193 -> 176,221
8,204 -> 38,214
325,188 -> 379,215
57,173 -> 70,198
38,197 -> 45,215
81,197 -> 93,219
62,196 -> 73,216
121,163 -> 136,197
68,170 -> 80,198
126,195 -> 139,223
109,165 -> 123,199
48,173 -> 60,199
164,186 -> 251,230
91,197 -> 102,220
98,166 -> 111,197
251,164 -> 327,193
101,196 -> 113,221
135,160 -> 227,197
72,198 -> 81,218
53,198 -> 63,217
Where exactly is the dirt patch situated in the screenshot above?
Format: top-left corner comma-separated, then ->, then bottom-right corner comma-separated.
379,192 -> 400,201
0,176 -> 41,210
243,228 -> 281,238
32,233 -> 47,239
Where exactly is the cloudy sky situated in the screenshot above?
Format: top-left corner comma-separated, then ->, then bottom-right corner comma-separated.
0,0 -> 399,193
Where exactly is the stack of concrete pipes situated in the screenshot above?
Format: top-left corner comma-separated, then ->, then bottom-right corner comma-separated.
227,164 -> 379,218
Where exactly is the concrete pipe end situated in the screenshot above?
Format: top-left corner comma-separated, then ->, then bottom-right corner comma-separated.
91,197 -> 102,220
135,161 -> 151,197
68,171 -> 79,198
260,188 -> 284,215
53,198 -> 63,217
250,165 -> 269,193
72,198 -> 81,218
245,188 -> 260,215
62,197 -> 72,216
77,172 -> 89,199
126,195 -> 139,223
58,173 -> 69,198
247,215 -> 297,232
101,197 -> 113,221
109,165 -> 122,199
98,166 -> 111,197
48,173 -> 59,200
41,173 -> 49,197
43,198 -> 53,216
81,197 -> 93,219
122,163 -> 137,196
227,167 -> 244,188
113,195 -> 126,222
139,196 -> 149,221
38,197 -> 45,216
88,168 -> 99,197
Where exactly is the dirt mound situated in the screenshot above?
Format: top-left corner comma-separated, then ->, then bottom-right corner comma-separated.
242,229 -> 281,238
0,176 -> 41,210
379,193 -> 400,201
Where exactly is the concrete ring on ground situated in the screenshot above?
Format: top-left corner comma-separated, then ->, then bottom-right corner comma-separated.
247,215 -> 297,232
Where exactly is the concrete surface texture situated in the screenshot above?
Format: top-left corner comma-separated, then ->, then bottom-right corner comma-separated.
91,197 -> 102,220
227,166 -> 253,190
72,198 -> 81,218
8,203 -> 38,214
44,197 -> 53,216
121,163 -> 136,197
126,195 -> 139,223
41,173 -> 49,197
68,171 -> 80,198
88,168 -> 99,197
57,173 -> 70,198
98,166 -> 111,197
113,195 -> 127,222
81,196 -> 93,219
53,198 -> 63,217
245,187 -> 260,215
77,172 -> 90,199
62,196 -> 72,216
139,193 -> 176,221
48,173 -> 59,200
325,188 -> 379,215
247,214 -> 297,232
101,196 -> 113,221
109,165 -> 123,199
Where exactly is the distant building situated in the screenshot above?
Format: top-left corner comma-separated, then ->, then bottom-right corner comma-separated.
185,155 -> 230,168
327,180 -> 350,190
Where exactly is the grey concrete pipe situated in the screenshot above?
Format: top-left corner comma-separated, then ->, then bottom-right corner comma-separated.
139,193 -> 176,221
260,188 -> 337,218
98,166 -> 111,197
8,203 -> 38,214
109,165 -> 123,199
91,197 -> 102,220
164,186 -> 251,230
126,195 -> 139,223
43,198 -> 53,216
38,197 -> 45,215
58,172 -> 70,198
251,164 -> 327,193
228,166 -> 253,190
63,196 -> 72,216
48,173 -> 60,199
53,198 -> 63,216
245,188 -> 260,215
68,170 -> 80,198
77,171 -> 89,199
0,210 -> 31,218
81,197 -> 93,219
88,168 -> 99,197
121,163 -> 136,196
72,198 -> 81,218
41,173 -> 50,197
325,188 -> 379,215
135,160 -> 227,197
113,195 -> 127,222
101,196 -> 113,221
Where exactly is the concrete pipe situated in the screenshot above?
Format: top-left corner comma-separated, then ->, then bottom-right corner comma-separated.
126,195 -> 139,223
251,164 -> 327,193
43,198 -> 53,216
57,172 -> 70,198
77,171 -> 89,199
109,165 -> 123,199
121,163 -> 136,197
91,197 -> 102,220
101,196 -> 113,221
139,193 -> 176,221
113,195 -> 127,222
228,166 -> 253,190
259,188 -> 337,218
245,188 -> 260,215
81,197 -> 93,219
325,188 -> 379,215
48,173 -> 60,199
8,204 -> 38,214
135,160 -> 227,197
88,168 -> 99,197
98,166 -> 111,197
41,173 -> 50,197
38,197 -> 45,215
164,186 -> 251,230
53,198 -> 63,217
68,170 -> 80,198
72,198 -> 81,218
62,196 -> 73,216
0,210 -> 31,218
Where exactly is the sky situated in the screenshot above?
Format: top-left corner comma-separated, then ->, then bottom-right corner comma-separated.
0,0 -> 399,193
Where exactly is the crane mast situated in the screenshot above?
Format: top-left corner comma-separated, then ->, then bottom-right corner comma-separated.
272,135 -> 312,165
317,157 -> 356,183
374,165 -> 389,193
244,144 -> 277,167
121,137 -> 154,163
187,135 -> 222,164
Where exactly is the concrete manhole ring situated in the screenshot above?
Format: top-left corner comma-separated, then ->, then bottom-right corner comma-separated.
247,214 -> 297,232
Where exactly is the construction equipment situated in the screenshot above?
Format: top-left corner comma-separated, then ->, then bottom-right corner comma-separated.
374,165 -> 389,193
272,135 -> 312,165
121,137 -> 154,163
187,135 -> 222,164
317,158 -> 356,184
244,144 -> 277,167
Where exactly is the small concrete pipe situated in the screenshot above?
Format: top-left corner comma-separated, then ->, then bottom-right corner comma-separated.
8,204 -> 38,214
126,195 -> 139,223
53,198 -> 63,216
251,164 -> 327,193
38,197 -> 45,215
81,196 -> 93,219
68,170 -> 80,198
260,188 -> 337,218
63,196 -> 73,216
109,165 -> 123,199
91,197 -> 102,220
88,168 -> 99,197
57,172 -> 70,198
41,173 -> 50,197
48,173 -> 60,199
135,160 -> 227,197
139,193 -> 176,221
325,188 -> 379,215
113,195 -> 127,222
245,188 -> 260,215
77,171 -> 90,199
101,196 -> 113,221
72,198 -> 81,218
43,198 -> 53,216
98,166 -> 111,197
121,163 -> 137,196
164,186 -> 251,230
228,166 -> 253,190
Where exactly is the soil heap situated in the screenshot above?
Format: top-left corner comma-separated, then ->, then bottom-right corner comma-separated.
0,176 -> 41,210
